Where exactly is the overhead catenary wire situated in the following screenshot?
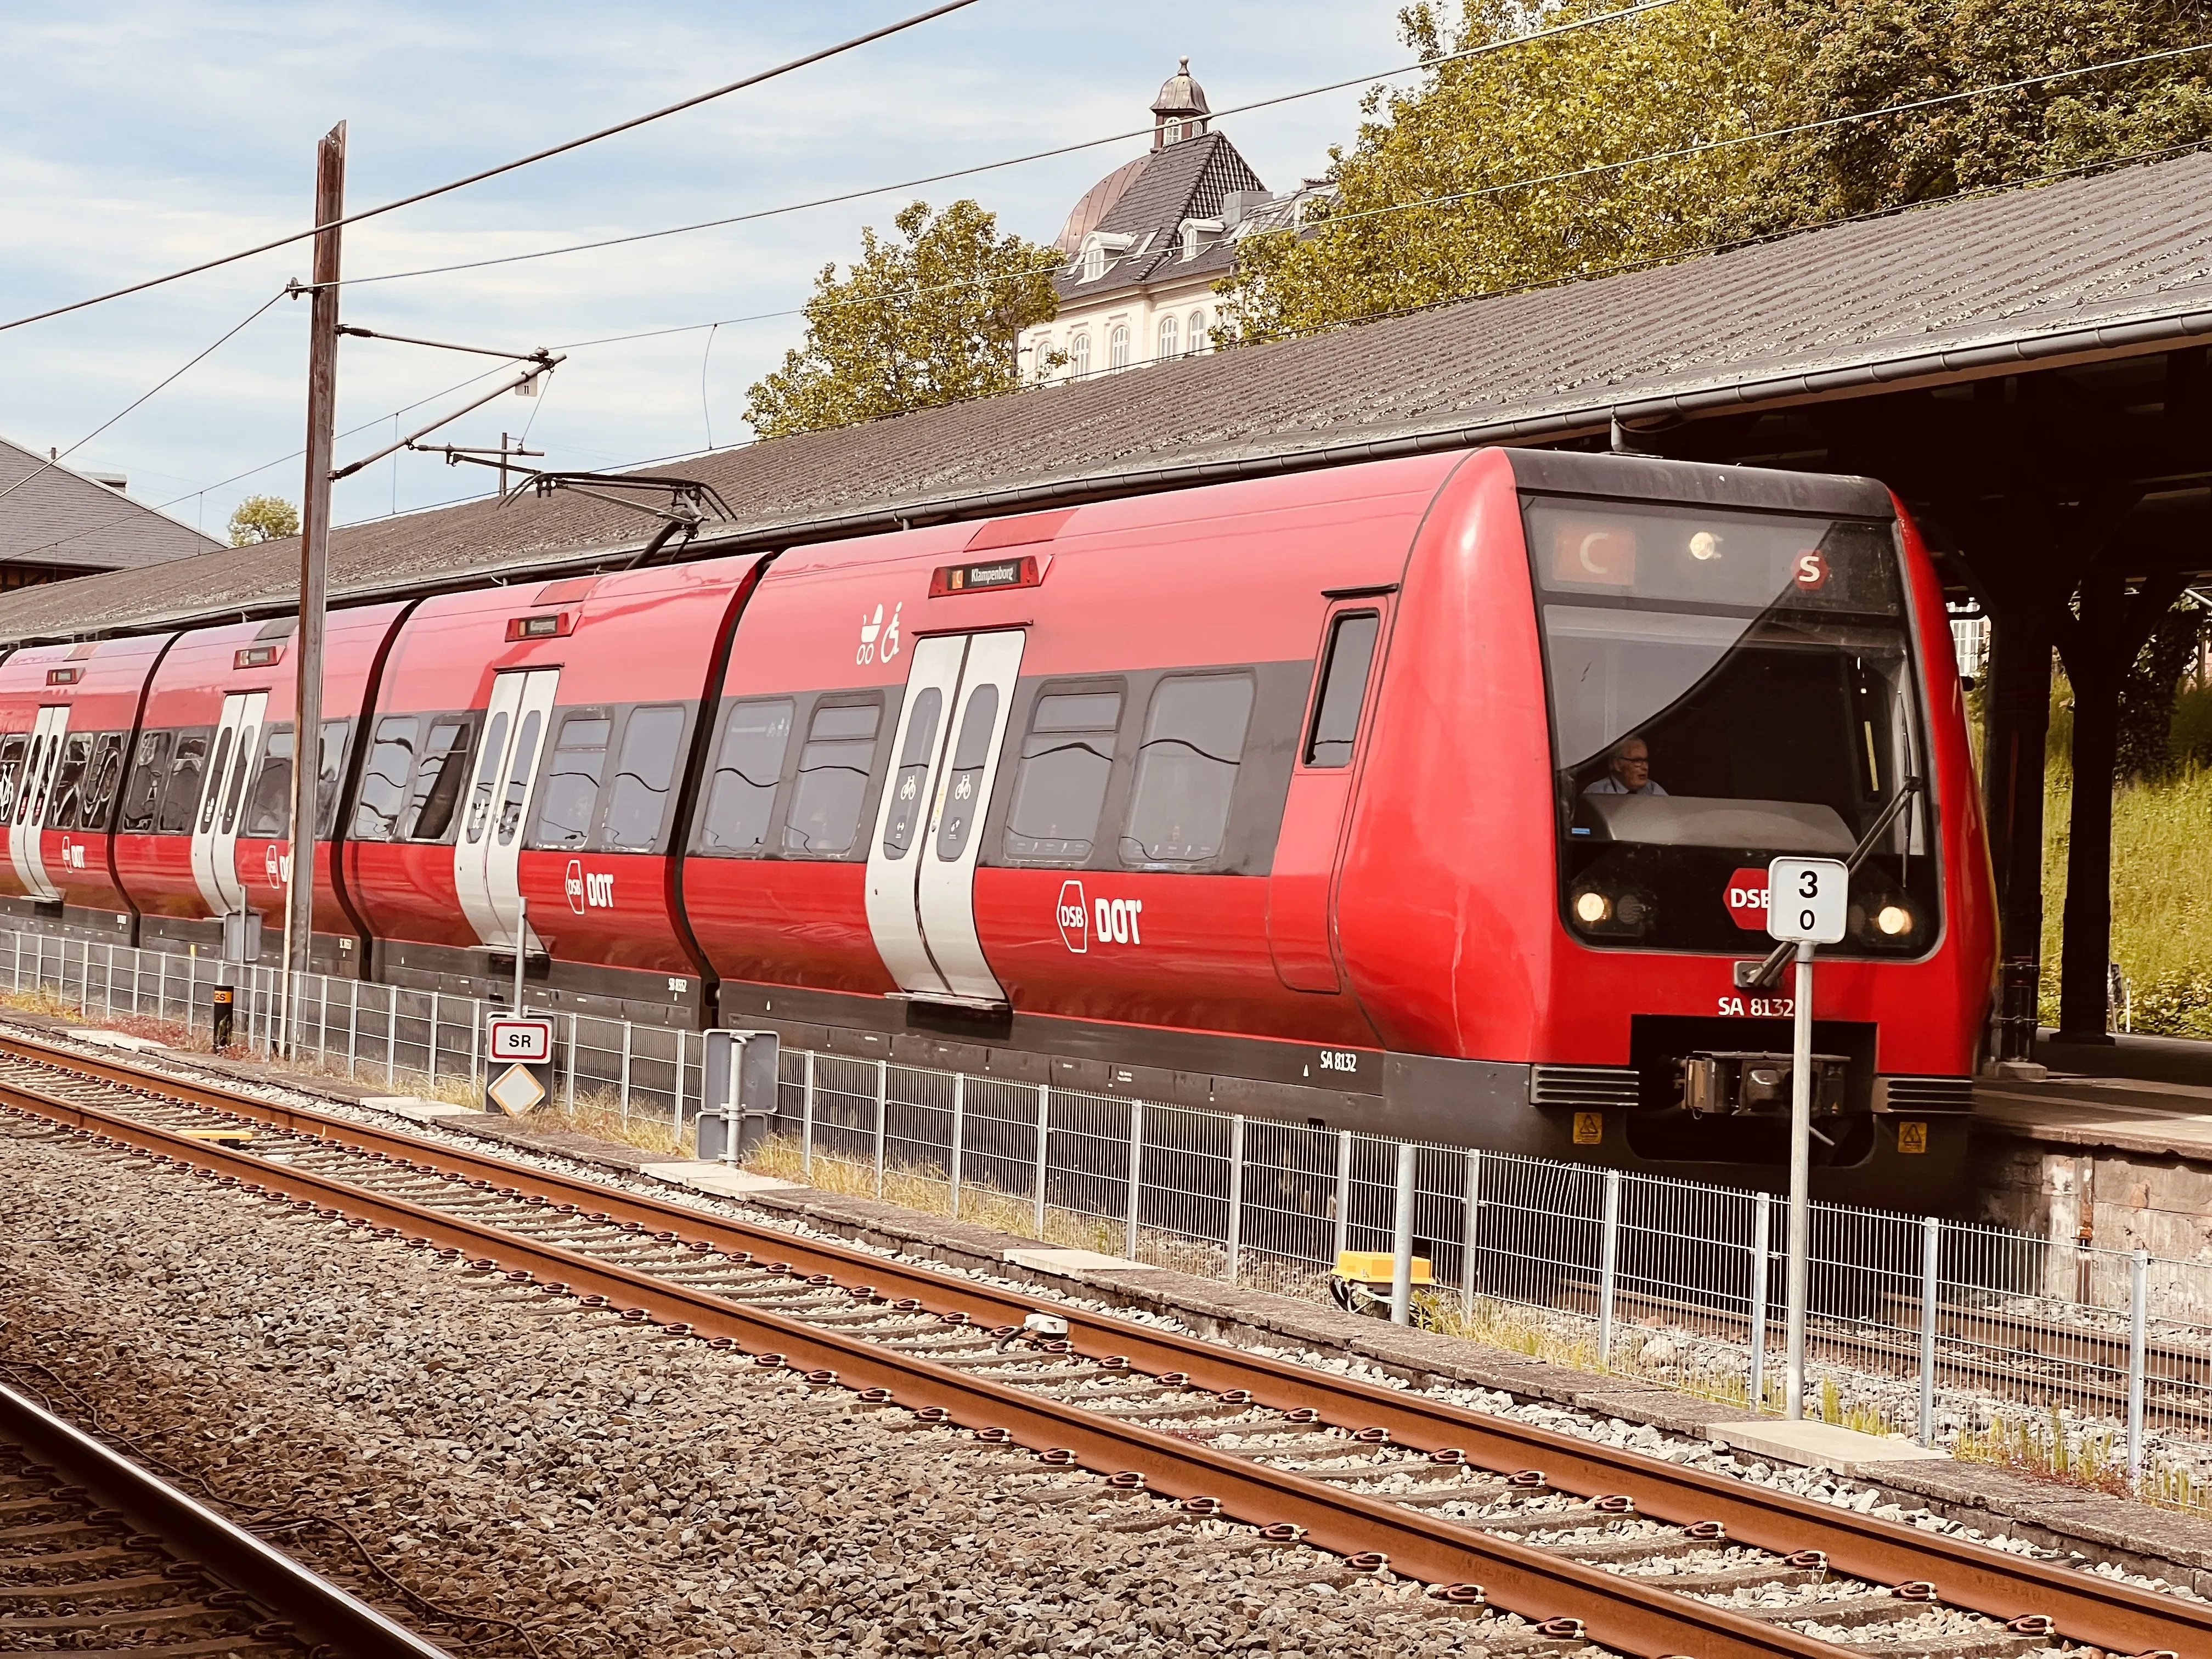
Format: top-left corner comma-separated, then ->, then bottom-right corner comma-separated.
0,287 -> 289,506
328,0 -> 1695,291
0,0 -> 982,336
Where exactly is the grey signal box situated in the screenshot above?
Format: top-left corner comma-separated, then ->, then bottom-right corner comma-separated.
697,1029 -> 780,1163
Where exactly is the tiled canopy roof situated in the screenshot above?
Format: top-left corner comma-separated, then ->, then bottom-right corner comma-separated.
5,149 -> 2212,645
0,437 -> 223,573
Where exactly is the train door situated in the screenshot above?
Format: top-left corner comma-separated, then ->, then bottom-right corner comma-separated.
454,667 -> 559,951
9,706 -> 69,902
1268,599 -> 1389,992
864,629 -> 1025,1004
190,691 -> 267,916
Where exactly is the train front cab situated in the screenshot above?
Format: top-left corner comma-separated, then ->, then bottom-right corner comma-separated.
118,607 -> 403,975
0,635 -> 171,945
1342,448 -> 1997,1211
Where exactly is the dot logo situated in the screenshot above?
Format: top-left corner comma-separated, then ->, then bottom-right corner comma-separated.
565,858 -> 586,915
1057,879 -> 1088,954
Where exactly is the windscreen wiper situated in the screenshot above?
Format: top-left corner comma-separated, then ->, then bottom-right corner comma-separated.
1739,776 -> 1923,991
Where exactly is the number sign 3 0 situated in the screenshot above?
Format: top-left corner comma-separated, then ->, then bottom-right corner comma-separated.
1765,857 -> 1848,945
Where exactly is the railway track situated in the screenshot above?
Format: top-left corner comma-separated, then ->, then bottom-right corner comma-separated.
0,1028 -> 2194,1659
0,1368 -> 448,1656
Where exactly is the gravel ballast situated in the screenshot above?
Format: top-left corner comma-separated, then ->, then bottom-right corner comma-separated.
0,1115 -> 1572,1658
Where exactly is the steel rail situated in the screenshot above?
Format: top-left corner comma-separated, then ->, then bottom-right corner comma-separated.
5,1080 -> 1849,1659
0,1378 -> 452,1657
3,1031 -> 2204,1658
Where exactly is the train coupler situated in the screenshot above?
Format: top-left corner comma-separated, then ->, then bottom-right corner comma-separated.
1677,1050 -> 1849,1120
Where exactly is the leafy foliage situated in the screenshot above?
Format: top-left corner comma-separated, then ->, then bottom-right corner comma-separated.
744,200 -> 1060,439
227,494 -> 298,546
1217,0 -> 2212,343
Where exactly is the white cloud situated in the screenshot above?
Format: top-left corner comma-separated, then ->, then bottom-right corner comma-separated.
0,1 -> 1406,532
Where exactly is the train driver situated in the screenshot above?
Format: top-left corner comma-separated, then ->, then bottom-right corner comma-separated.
1583,736 -> 1668,796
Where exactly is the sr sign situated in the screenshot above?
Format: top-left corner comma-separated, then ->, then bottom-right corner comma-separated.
1765,857 -> 1847,945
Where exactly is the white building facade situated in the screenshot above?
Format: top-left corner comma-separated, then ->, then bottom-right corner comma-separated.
1022,60 -> 1332,384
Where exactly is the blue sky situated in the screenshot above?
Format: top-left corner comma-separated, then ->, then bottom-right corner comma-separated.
0,2 -> 1408,537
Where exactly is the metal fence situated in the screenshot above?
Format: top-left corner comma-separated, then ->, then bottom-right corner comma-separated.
10,923 -> 2212,1503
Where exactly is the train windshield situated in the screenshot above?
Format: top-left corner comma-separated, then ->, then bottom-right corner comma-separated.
1525,495 -> 1939,956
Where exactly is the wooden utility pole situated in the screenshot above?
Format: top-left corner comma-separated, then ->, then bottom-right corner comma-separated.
285,121 -> 345,1049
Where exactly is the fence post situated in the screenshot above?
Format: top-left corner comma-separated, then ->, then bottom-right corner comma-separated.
156,949 -> 164,1020
428,992 -> 440,1087
949,1073 -> 964,1218
1597,1167 -> 1622,1369
1224,1114 -> 1246,1284
1331,1129 -> 1353,1267
385,986 -> 397,1087
801,1051 -> 817,1177
1750,1192 -> 1771,1414
13,929 -> 19,992
1462,1148 -> 1482,1319
1918,1215 -> 1942,1447
319,974 -> 330,1064
2128,1247 -> 2149,1485
1389,1140 -> 1417,1326
1124,1101 -> 1145,1262
618,1020 -> 632,1122
564,1012 -> 578,1109
873,1059 -> 888,1198
467,1003 -> 479,1093
105,943 -> 114,1019
347,980 -> 359,1077
1032,1084 -> 1050,1239
673,1029 -> 686,1131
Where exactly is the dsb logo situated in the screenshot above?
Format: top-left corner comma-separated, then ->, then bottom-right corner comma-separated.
1057,879 -> 1089,953
1724,867 -> 1771,931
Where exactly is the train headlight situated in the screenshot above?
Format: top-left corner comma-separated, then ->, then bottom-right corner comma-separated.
1569,876 -> 1656,938
1574,890 -> 1612,925
1876,904 -> 1913,937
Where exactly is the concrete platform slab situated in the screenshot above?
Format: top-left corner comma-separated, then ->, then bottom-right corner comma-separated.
63,1029 -> 167,1052
641,1161 -> 800,1199
1707,1418 -> 1949,1474
362,1095 -> 479,1122
1004,1247 -> 1160,1274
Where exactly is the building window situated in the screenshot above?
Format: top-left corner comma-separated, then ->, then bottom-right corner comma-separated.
1083,245 -> 1105,283
1070,334 -> 1091,378
1157,314 -> 1178,359
1189,310 -> 1210,353
1164,119 -> 1183,145
1109,325 -> 1130,370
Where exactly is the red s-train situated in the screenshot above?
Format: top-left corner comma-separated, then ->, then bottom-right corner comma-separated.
0,449 -> 1996,1204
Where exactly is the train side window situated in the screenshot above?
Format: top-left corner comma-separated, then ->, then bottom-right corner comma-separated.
196,727 -> 235,836
1304,612 -> 1380,768
241,726 -> 293,838
155,731 -> 209,836
351,716 -> 419,842
315,719 -> 351,838
119,731 -> 171,833
1003,688 -> 1121,864
880,689 -> 941,858
0,733 -> 25,821
532,713 -> 612,849
701,698 -> 793,856
1119,673 -> 1255,867
400,718 -> 472,842
495,710 -> 542,847
17,734 -> 49,826
782,699 -> 881,858
603,705 -> 685,852
462,711 -> 511,845
217,718 -> 258,837
47,732 -> 94,831
80,733 -> 125,832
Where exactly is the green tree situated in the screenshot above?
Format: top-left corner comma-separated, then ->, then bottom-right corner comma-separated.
1217,0 -> 2212,344
744,200 -> 1060,439
227,494 -> 299,546
1217,0 -> 1774,345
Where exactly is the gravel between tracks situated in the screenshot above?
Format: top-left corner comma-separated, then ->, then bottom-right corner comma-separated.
0,1118 -> 1587,1659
